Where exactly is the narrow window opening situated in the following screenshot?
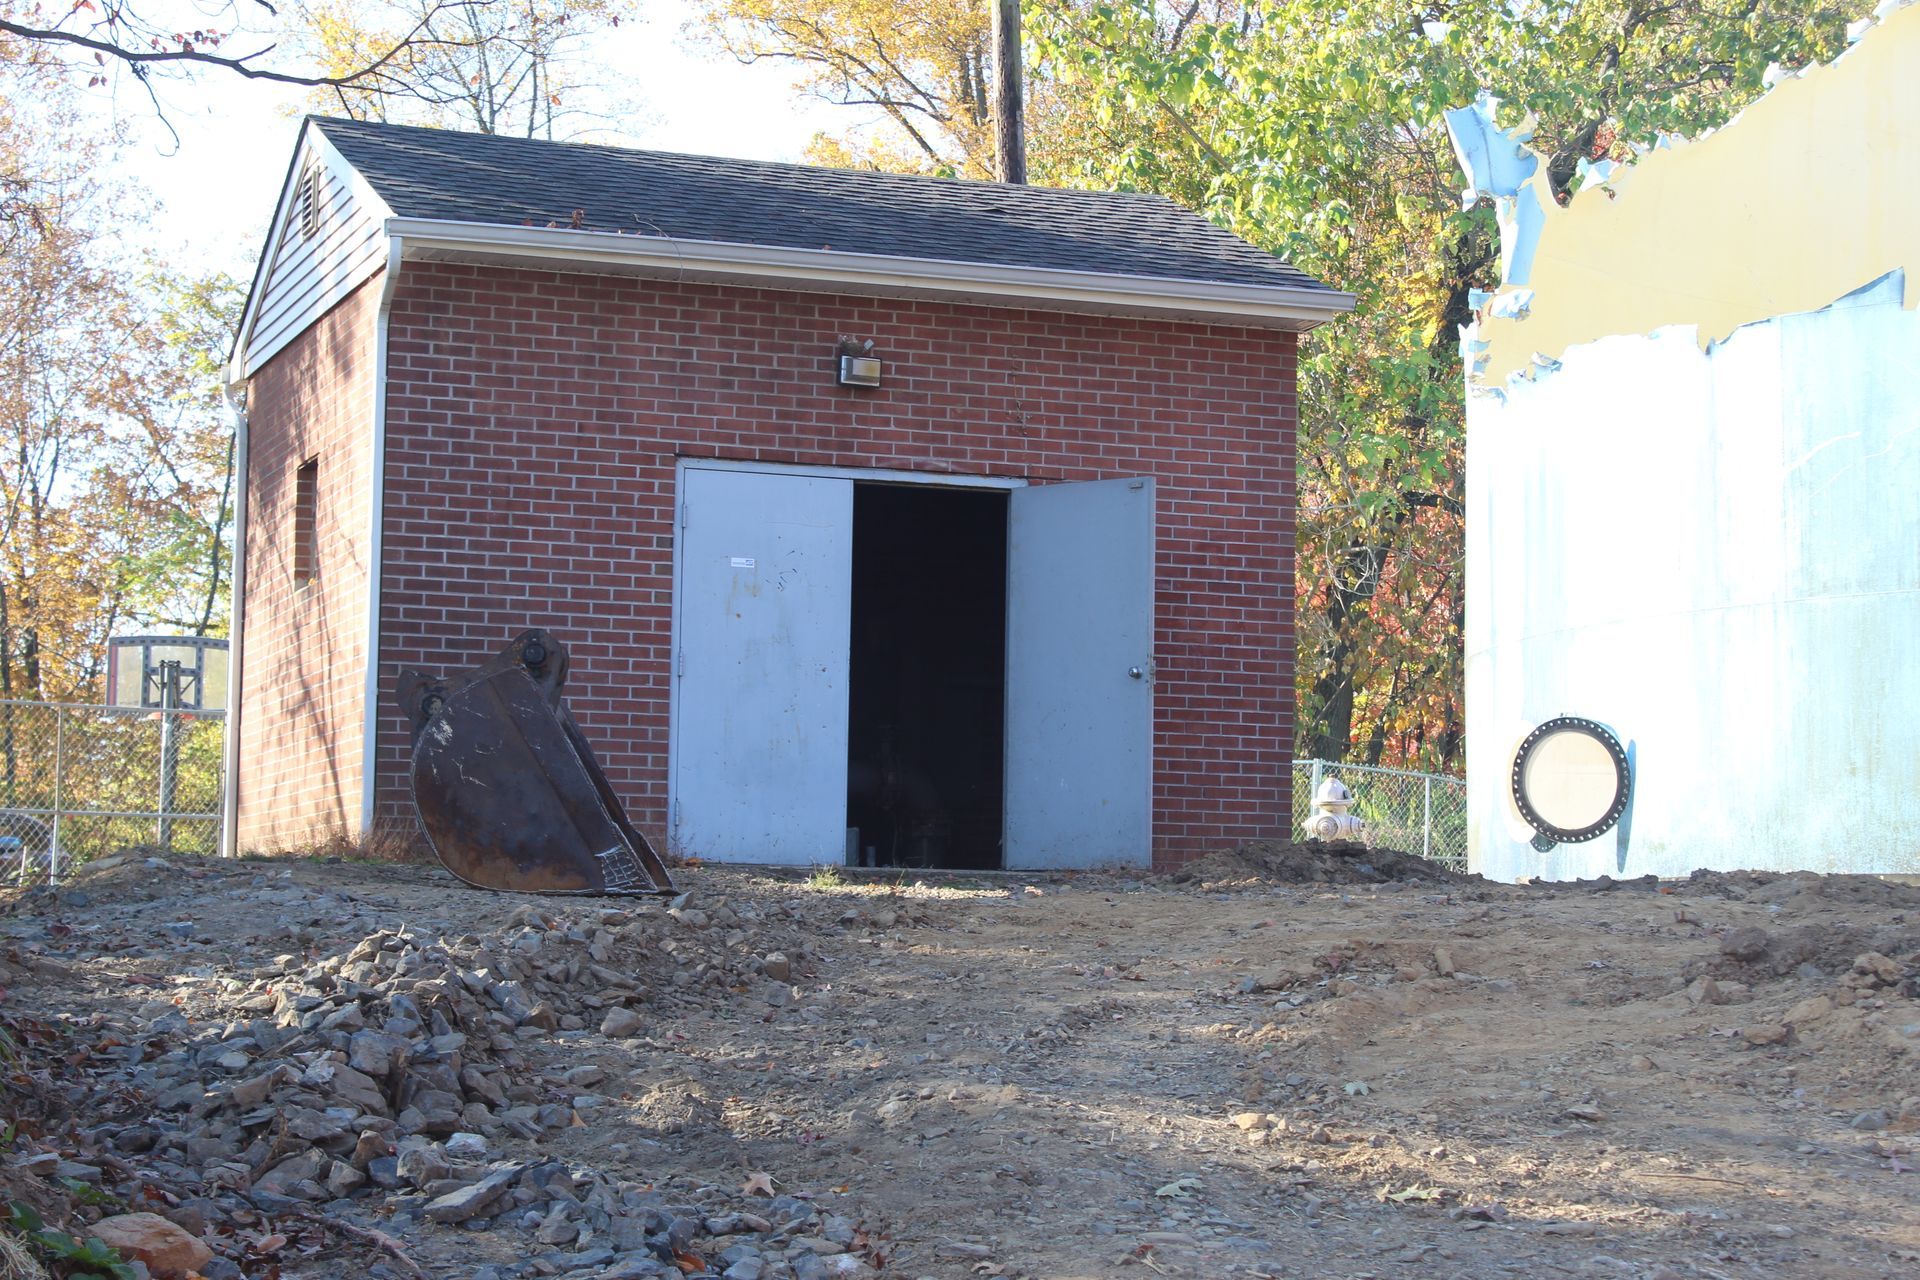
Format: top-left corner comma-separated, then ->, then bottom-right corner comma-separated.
293,458 -> 318,587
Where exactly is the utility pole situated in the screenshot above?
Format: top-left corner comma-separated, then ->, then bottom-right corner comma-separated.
992,0 -> 1027,184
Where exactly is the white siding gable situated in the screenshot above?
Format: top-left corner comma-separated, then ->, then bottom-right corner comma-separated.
237,126 -> 393,378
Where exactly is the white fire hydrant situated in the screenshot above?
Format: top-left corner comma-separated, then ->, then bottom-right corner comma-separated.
1306,777 -> 1366,842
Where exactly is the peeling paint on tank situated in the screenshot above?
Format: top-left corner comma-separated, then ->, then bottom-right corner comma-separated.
1451,0 -> 1920,388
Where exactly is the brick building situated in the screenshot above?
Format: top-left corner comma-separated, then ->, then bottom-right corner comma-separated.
225,118 -> 1351,872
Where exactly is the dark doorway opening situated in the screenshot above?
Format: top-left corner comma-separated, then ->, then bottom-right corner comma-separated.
846,483 -> 1007,870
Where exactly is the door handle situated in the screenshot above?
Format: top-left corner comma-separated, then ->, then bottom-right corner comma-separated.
1128,661 -> 1155,683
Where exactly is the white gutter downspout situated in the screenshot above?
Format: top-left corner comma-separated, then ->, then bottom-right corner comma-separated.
218,384 -> 249,859
361,236 -> 404,840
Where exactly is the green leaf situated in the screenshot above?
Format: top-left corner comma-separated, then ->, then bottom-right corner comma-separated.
58,1176 -> 119,1207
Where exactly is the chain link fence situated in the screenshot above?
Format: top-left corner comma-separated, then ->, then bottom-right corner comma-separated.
0,699 -> 226,888
1292,758 -> 1468,872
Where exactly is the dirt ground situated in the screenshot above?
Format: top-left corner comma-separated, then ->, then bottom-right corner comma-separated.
3,849 -> 1918,1280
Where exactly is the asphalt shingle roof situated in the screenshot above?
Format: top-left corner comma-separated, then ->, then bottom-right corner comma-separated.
313,117 -> 1335,295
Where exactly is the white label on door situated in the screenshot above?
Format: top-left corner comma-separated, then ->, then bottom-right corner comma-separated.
729,557 -> 756,568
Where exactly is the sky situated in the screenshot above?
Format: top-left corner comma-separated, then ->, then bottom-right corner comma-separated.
80,4 -> 873,282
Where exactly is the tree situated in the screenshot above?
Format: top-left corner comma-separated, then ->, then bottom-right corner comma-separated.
290,0 -> 637,137
0,86 -> 240,705
692,0 -> 995,173
0,92 -> 133,701
0,25 -> 69,239
117,269 -> 245,640
1026,0 -> 1867,770
0,0 -> 500,110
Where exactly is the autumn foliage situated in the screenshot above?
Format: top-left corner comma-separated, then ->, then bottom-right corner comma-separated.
0,48 -> 236,703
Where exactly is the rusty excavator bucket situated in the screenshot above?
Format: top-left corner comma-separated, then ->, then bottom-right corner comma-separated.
391,630 -> 674,896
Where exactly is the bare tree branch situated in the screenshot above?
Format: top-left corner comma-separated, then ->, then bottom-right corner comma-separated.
0,3 -> 478,94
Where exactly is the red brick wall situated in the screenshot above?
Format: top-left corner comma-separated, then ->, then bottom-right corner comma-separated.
238,274 -> 379,850
374,262 -> 1298,869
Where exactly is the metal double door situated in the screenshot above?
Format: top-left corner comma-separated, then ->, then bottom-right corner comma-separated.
670,465 -> 1154,869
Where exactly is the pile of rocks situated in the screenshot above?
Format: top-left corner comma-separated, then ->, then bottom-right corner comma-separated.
113,898 -> 808,1199
4,874 -> 871,1278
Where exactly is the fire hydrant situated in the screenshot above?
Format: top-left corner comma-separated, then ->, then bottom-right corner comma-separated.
1305,777 -> 1365,841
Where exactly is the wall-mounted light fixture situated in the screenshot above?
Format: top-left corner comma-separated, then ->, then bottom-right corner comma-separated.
837,337 -> 882,388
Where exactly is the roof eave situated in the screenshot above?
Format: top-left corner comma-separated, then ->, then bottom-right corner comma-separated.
382,217 -> 1356,330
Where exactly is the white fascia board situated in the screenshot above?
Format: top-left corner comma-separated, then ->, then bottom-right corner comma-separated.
383,217 -> 1356,329
229,123 -> 397,383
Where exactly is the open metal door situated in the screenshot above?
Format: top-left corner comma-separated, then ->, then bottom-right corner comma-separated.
672,467 -> 853,864
1004,477 -> 1155,869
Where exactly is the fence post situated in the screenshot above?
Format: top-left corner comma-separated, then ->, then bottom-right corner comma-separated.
1303,759 -> 1324,840
1422,774 -> 1433,862
50,706 -> 64,887
157,663 -> 181,850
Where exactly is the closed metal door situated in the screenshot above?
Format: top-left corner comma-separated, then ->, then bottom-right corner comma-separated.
671,467 -> 853,864
1003,477 -> 1156,868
